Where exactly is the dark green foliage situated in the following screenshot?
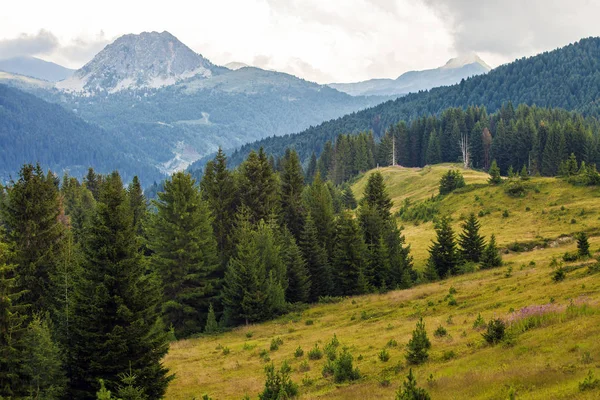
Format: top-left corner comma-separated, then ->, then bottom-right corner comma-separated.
148,171 -> 219,338
0,234 -> 28,398
281,230 -> 311,304
362,172 -> 393,220
480,234 -> 502,269
200,148 -> 239,265
579,370 -> 600,391
342,186 -> 358,210
258,361 -> 298,400
332,211 -> 368,296
439,169 -> 465,195
482,318 -> 506,345
458,213 -> 485,263
308,345 -> 323,360
21,315 -> 66,399
204,303 -> 219,334
488,160 -> 503,185
280,149 -> 306,240
299,213 -> 331,301
378,348 -> 390,362
428,216 -> 458,278
304,173 -> 335,256
405,318 -> 431,365
294,346 -> 304,358
396,369 -> 431,400
238,148 -> 280,225
577,232 -> 591,258
69,172 -> 171,399
1,164 -> 66,315
434,325 -> 448,338
397,198 -> 440,224
333,349 -> 361,383
552,267 -> 567,282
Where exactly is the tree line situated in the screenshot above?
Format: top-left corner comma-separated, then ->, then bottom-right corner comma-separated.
0,147 -> 414,398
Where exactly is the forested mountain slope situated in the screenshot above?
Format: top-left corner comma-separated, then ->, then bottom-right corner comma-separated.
220,37 -> 600,168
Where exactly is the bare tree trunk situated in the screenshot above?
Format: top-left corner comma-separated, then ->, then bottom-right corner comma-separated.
459,132 -> 470,169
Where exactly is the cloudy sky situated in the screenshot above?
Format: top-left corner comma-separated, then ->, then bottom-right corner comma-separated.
1,0 -> 599,83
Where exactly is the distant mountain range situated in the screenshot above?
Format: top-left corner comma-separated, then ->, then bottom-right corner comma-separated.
328,53 -> 491,97
0,56 -> 74,82
0,31 -> 387,182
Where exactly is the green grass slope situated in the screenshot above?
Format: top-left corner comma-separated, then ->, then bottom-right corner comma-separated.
164,166 -> 600,399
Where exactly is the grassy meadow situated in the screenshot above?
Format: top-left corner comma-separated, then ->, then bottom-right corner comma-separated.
164,165 -> 600,399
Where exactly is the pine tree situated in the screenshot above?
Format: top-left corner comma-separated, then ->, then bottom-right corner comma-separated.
21,315 -> 66,399
200,148 -> 239,265
396,369 -> 430,400
304,173 -> 335,256
238,148 -> 280,225
69,172 -> 171,399
428,216 -> 458,278
280,149 -> 306,241
577,232 -> 591,258
542,123 -> 566,176
299,213 -> 332,301
480,234 -> 502,269
305,152 -> 318,184
405,317 -> 431,365
439,169 -> 465,195
204,303 -> 219,334
83,167 -> 102,200
222,214 -> 267,325
342,186 -> 357,210
281,230 -> 310,304
332,212 -> 368,296
488,160 -> 502,185
148,172 -> 219,338
0,233 -> 28,398
425,129 -> 441,165
520,165 -> 530,180
363,172 -> 393,220
1,164 -> 66,315
458,213 -> 485,263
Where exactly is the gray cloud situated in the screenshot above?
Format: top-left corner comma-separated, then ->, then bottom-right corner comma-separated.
54,32 -> 110,66
423,0 -> 600,60
0,30 -> 59,59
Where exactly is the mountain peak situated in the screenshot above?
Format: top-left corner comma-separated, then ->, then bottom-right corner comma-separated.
442,53 -> 491,71
57,31 -> 216,93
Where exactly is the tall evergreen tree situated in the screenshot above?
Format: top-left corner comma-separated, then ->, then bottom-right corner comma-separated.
305,152 -> 318,184
280,149 -> 306,240
362,172 -> 393,220
488,160 -> 502,185
304,173 -> 335,256
148,172 -> 219,338
332,212 -> 368,296
299,213 -> 331,301
200,148 -> 239,265
1,164 -> 66,314
480,234 -> 502,269
238,148 -> 280,225
69,172 -> 171,399
458,213 -> 485,263
428,216 -> 458,278
281,230 -> 310,304
425,129 -> 441,165
128,176 -> 147,241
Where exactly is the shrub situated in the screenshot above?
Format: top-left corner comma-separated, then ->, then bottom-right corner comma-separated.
294,346 -> 304,358
386,339 -> 398,348
504,181 -> 527,197
562,251 -> 578,262
482,318 -> 506,345
406,317 -> 431,365
439,169 -> 466,195
379,348 -> 390,362
447,295 -> 458,306
579,370 -> 600,391
434,326 -> 448,338
305,319 -> 314,326
299,360 -> 310,372
502,209 -> 510,218
321,360 -> 334,378
222,346 -> 230,355
552,267 -> 567,282
245,331 -> 254,338
448,286 -> 457,295
324,334 -> 340,360
395,369 -> 431,400
259,361 -> 298,400
318,295 -> 344,304
397,197 -> 440,224
333,349 -> 361,383
441,350 -> 456,361
270,337 -> 283,351
308,344 -> 323,360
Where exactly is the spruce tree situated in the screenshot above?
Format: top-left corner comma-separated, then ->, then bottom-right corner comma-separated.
128,176 -> 147,242
425,129 -> 441,165
222,222 -> 266,325
488,160 -> 502,185
458,213 -> 485,263
304,173 -> 335,256
281,230 -> 310,304
577,232 -> 591,258
1,164 -> 66,314
405,317 -> 431,365
305,152 -> 318,184
480,234 -> 502,269
396,369 -> 430,400
148,172 -> 219,338
427,216 -> 458,278
342,186 -> 358,210
280,149 -> 306,240
299,213 -> 332,301
238,148 -> 280,225
0,233 -> 28,398
332,211 -> 368,296
200,148 -> 239,265
204,303 -> 219,334
69,172 -> 171,399
363,172 -> 393,220
520,165 -> 530,180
